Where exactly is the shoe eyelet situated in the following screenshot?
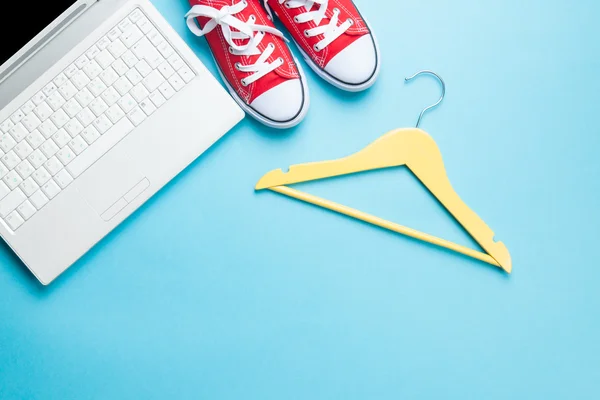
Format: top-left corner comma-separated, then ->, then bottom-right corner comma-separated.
304,30 -> 310,37
293,16 -> 300,23
229,46 -> 234,54
241,0 -> 247,6
235,62 -> 242,70
333,7 -> 340,14
313,44 -> 320,52
249,15 -> 256,22
277,57 -> 284,64
269,43 -> 275,49
284,2 -> 291,8
347,18 -> 354,26
241,79 -> 248,86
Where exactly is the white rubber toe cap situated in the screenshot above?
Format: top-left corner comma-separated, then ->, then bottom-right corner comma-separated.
250,79 -> 306,124
324,35 -> 378,86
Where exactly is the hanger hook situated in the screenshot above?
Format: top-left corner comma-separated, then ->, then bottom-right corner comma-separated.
404,70 -> 446,128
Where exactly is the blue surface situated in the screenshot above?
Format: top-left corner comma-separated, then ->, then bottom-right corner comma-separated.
1,0 -> 600,398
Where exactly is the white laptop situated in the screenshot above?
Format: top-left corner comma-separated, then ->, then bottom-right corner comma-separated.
0,0 -> 244,284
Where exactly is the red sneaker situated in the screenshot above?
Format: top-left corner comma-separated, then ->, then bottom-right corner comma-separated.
186,0 -> 309,129
264,0 -> 380,92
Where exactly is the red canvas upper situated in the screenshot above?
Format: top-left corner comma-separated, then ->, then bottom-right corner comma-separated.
265,0 -> 371,69
188,0 -> 300,103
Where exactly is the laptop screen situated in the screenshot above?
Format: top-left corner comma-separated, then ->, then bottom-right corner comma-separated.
0,0 -> 78,67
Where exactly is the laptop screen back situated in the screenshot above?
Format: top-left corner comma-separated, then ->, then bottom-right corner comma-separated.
0,0 -> 77,67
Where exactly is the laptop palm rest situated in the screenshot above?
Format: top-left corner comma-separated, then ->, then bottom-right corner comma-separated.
75,147 -> 146,221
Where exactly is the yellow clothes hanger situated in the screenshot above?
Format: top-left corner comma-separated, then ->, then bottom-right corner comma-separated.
255,71 -> 511,273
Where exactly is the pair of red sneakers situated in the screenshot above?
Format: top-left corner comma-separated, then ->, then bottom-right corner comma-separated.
186,0 -> 380,129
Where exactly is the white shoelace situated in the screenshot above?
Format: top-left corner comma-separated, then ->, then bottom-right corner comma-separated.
265,0 -> 353,52
186,1 -> 287,86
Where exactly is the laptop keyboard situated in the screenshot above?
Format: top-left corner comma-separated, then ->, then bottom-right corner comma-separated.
0,8 -> 196,232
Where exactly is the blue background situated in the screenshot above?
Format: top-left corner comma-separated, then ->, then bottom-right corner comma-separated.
2,0 -> 599,398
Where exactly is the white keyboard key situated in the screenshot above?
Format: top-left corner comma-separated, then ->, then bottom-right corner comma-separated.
41,180 -> 61,200
142,70 -> 165,92
26,130 -> 45,149
83,59 -> 103,79
9,123 -> 28,142
5,211 -> 25,231
19,178 -> 39,197
106,104 -> 125,123
108,38 -> 127,58
86,45 -> 100,60
158,81 -> 175,100
178,66 -> 195,83
0,134 -> 16,152
88,77 -> 108,97
32,167 -> 51,186
0,188 -> 26,218
100,67 -> 119,86
31,91 -> 47,106
50,109 -> 70,128
22,113 -> 42,132
34,102 -> 53,121
158,61 -> 175,79
167,53 -> 184,71
30,190 -> 49,210
54,73 -> 68,88
68,135 -> 88,155
3,171 -> 23,190
148,29 -> 163,46
127,106 -> 146,126
10,110 -> 25,124
2,151 -> 20,170
64,119 -> 84,137
27,149 -> 47,169
14,141 -> 33,159
71,70 -> 92,90
40,139 -> 59,158
93,114 -> 113,134
44,156 -> 63,176
63,98 -> 83,118
125,67 -> 143,85
107,27 -> 121,41
42,82 -> 58,96
22,101 -> 36,115
130,83 -> 149,102
75,88 -> 95,107
168,73 -> 185,91
112,58 -> 129,76
0,181 -> 9,200
81,126 -> 101,144
101,87 -> 121,106
137,17 -> 153,34
129,9 -> 143,23
76,107 -> 96,127
58,81 -> 78,100
118,18 -> 133,32
157,42 -> 174,59
89,98 -> 109,116
46,91 -> 67,111
135,59 -> 152,77
38,120 -> 58,139
57,147 -> 76,165
121,25 -> 143,48
122,50 -> 138,68
67,118 -> 134,178
118,93 -> 137,113
16,160 -> 35,179
54,169 -> 74,189
52,129 -> 71,148
149,91 -> 166,108
114,76 -> 133,95
139,99 -> 156,116
17,200 -> 36,220
96,36 -> 111,50
96,49 -> 115,69
0,119 -> 14,133
0,164 -> 8,179
64,64 -> 78,78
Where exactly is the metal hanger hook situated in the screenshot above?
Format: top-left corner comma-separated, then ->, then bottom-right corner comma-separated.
404,70 -> 446,128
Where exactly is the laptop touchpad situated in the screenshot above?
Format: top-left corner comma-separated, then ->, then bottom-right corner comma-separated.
76,148 -> 145,219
